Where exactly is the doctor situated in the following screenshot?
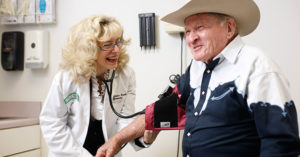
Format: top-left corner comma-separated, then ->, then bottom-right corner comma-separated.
40,15 -> 145,157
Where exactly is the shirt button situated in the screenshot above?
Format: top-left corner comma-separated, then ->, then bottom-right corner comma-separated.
202,91 -> 205,95
187,132 -> 191,136
207,70 -> 211,73
194,112 -> 198,116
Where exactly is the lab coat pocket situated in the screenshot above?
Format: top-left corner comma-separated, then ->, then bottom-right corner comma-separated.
112,93 -> 126,107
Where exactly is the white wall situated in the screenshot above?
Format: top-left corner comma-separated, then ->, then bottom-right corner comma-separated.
0,0 -> 299,157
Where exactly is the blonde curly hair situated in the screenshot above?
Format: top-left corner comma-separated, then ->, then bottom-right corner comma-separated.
59,15 -> 129,83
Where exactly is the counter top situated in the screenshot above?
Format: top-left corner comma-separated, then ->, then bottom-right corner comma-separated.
0,117 -> 39,129
0,101 -> 41,129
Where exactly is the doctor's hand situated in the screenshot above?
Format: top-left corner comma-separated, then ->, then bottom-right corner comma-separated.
95,137 -> 122,157
95,115 -> 146,157
144,130 -> 160,144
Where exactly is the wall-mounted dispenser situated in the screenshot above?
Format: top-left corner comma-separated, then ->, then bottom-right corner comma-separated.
138,13 -> 156,49
17,0 -> 36,24
25,30 -> 49,69
1,31 -> 24,71
0,0 -> 55,24
0,0 -> 18,24
35,0 -> 56,23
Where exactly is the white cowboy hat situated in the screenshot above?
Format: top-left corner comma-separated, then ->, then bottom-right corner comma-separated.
161,0 -> 260,36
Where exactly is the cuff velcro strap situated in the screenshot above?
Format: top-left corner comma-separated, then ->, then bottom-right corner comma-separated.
154,93 -> 178,128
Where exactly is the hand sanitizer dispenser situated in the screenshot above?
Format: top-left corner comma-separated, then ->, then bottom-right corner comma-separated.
1,31 -> 24,71
25,30 -> 49,69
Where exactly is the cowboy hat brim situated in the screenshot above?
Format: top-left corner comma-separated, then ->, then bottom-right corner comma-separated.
161,0 -> 260,36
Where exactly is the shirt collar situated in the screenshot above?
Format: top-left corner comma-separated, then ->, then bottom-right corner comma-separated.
189,35 -> 244,88
218,35 -> 245,64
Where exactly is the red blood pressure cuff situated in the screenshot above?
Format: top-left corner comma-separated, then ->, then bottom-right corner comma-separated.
145,86 -> 186,130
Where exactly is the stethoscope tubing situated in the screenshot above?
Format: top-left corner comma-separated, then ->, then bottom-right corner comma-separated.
97,70 -> 145,119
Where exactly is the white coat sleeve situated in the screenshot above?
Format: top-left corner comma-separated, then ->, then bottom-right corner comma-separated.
39,73 -> 92,157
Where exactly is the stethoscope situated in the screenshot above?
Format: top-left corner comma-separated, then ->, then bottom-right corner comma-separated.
95,70 -> 145,119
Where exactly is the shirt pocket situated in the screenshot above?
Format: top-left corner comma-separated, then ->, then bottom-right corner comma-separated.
205,81 -> 250,123
209,81 -> 238,103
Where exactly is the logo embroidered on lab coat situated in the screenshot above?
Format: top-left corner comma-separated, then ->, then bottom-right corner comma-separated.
64,92 -> 79,104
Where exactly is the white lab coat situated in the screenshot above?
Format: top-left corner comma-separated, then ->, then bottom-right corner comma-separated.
40,65 -> 141,157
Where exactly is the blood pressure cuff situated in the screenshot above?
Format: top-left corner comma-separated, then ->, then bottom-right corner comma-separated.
145,86 -> 186,130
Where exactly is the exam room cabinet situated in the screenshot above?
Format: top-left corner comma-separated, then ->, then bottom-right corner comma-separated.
0,102 -> 41,157
0,125 -> 40,156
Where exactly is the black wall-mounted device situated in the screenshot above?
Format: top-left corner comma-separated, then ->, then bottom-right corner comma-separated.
1,31 -> 24,71
138,13 -> 156,49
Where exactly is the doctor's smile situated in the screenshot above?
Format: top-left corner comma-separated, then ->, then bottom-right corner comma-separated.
97,39 -> 124,72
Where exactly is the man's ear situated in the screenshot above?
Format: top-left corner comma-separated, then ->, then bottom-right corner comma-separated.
226,18 -> 237,39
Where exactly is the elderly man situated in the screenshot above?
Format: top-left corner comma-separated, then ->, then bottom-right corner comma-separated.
96,0 -> 300,156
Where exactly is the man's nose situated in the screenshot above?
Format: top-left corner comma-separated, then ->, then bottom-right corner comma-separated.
191,31 -> 199,42
188,31 -> 199,43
